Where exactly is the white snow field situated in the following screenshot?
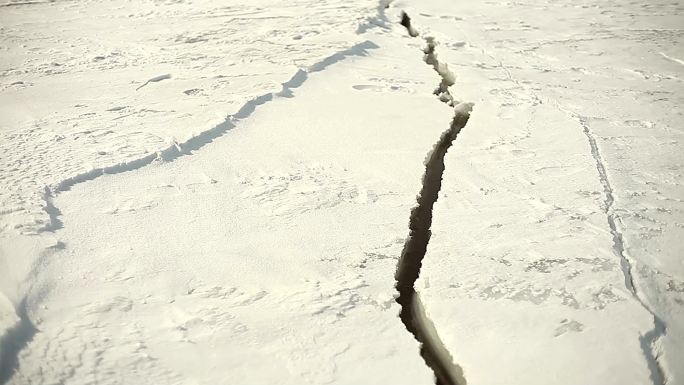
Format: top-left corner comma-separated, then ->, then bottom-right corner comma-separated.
0,0 -> 683,384
397,1 -> 684,384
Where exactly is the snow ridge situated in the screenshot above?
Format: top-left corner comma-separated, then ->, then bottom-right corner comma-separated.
40,40 -> 379,231
577,115 -> 667,385
395,11 -> 471,385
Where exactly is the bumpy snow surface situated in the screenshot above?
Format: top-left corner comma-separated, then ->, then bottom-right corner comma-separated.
1,0 -> 682,384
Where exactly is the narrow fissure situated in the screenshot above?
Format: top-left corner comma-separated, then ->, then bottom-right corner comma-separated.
0,299 -> 37,385
578,115 -> 667,385
395,11 -> 470,385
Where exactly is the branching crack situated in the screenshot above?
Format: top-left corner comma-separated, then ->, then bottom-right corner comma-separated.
578,115 -> 667,385
395,11 -> 471,385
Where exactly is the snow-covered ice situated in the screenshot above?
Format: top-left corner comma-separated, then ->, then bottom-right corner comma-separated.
399,0 -> 684,383
1,0 -> 682,384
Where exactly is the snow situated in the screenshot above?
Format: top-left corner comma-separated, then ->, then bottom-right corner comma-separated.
1,0 -> 683,384
400,0 -> 684,383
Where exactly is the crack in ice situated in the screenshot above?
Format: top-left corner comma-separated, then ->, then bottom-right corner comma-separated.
0,299 -> 37,385
395,109 -> 470,385
395,11 -> 471,385
39,40 -> 379,231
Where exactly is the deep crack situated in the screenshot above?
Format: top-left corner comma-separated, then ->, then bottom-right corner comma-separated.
395,108 -> 470,385
395,11 -> 471,385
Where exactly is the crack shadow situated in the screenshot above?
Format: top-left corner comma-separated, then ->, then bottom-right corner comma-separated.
394,10 -> 474,385
0,298 -> 37,385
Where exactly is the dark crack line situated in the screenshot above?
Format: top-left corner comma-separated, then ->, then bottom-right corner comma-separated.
395,110 -> 470,385
0,299 -> 37,385
578,115 -> 667,385
395,11 -> 471,385
578,116 -> 635,294
423,37 -> 456,106
39,39 -> 380,232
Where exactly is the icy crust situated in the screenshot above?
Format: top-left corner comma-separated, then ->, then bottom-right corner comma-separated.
5,29 -> 456,384
405,0 -> 684,384
0,0 -> 380,235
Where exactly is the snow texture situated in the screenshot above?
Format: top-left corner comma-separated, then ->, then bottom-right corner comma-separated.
1,0 -> 683,384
